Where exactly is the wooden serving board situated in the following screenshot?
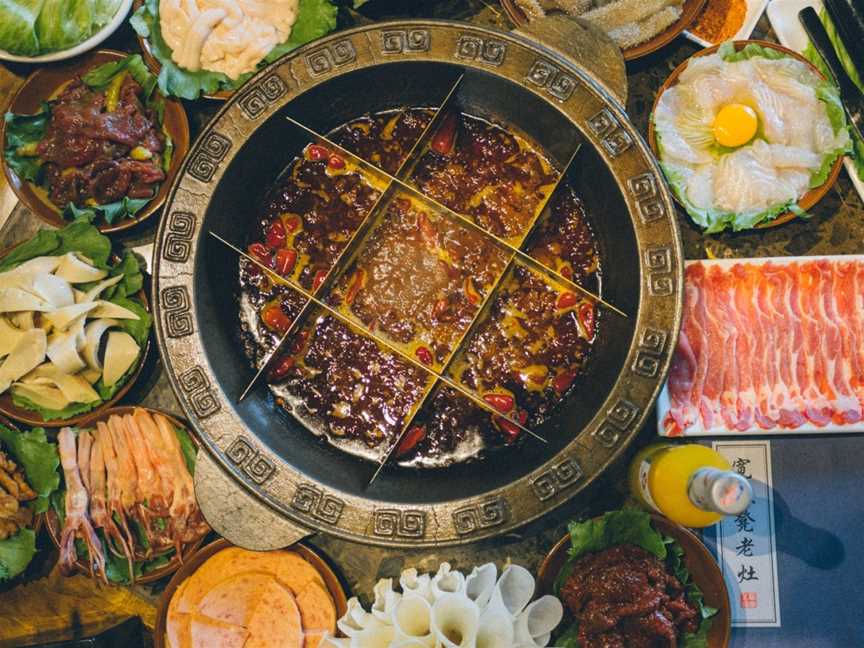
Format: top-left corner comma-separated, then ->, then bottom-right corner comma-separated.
657,254 -> 864,437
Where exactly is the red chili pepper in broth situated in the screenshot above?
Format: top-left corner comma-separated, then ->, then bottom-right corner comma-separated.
267,354 -> 295,381
430,112 -> 458,156
274,248 -> 297,276
415,346 -> 433,366
345,269 -> 366,305
307,144 -> 329,161
464,277 -> 481,305
553,370 -> 576,395
556,291 -> 578,310
578,302 -> 596,338
494,409 -> 528,443
261,303 -> 291,334
312,270 -> 327,292
266,220 -> 287,248
395,426 -> 427,458
483,393 -> 514,414
328,154 -> 346,170
283,215 -> 302,234
291,331 -> 309,354
418,213 -> 437,248
248,242 -> 271,266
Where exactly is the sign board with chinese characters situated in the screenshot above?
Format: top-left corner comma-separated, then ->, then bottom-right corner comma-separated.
712,441 -> 781,628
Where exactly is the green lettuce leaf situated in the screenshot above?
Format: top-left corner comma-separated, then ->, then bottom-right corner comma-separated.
109,295 -> 152,346
0,425 -> 60,513
35,0 -> 93,51
0,228 -> 58,272
82,53 -> 157,99
0,0 -> 44,56
0,528 -> 36,582
553,509 -> 717,647
718,41 -> 787,63
131,0 -> 337,99
64,195 -> 152,226
55,220 -> 112,267
175,425 -> 197,475
3,105 -> 49,182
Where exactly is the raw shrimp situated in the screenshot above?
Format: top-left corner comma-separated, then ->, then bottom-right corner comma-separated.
98,421 -> 136,575
89,433 -> 133,573
58,427 -> 106,582
77,430 -> 92,493
121,414 -> 172,553
154,413 -> 209,543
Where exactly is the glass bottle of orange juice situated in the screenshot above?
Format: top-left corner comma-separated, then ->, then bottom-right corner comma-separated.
629,443 -> 752,528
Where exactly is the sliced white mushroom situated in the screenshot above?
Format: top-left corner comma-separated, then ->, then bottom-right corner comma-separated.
80,275 -> 123,303
30,273 -> 74,308
46,329 -> 86,375
102,331 -> 139,387
54,252 -> 108,283
88,301 -> 139,320
43,302 -> 98,332
0,318 -> 28,358
10,312 -> 34,330
10,382 -> 69,410
23,372 -> 99,404
82,318 -> 118,371
0,329 -> 47,394
0,287 -> 51,312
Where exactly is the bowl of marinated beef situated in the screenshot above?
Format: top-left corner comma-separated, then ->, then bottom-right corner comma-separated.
538,509 -> 731,647
2,49 -> 189,233
154,22 -> 683,548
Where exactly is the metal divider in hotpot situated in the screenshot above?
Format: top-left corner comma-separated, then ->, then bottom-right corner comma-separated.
217,95 -> 630,485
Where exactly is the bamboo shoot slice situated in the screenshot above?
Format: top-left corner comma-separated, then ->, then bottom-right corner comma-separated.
44,302 -> 98,331
24,372 -> 99,404
89,301 -> 140,320
80,275 -> 123,303
0,288 -> 51,312
0,329 -> 47,393
54,253 -> 108,283
82,319 -> 119,371
102,332 -> 139,387
31,273 -> 74,308
46,329 -> 87,374
10,382 -> 70,410
0,318 -> 27,358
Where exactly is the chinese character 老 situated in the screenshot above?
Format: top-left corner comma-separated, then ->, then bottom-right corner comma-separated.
735,536 -> 755,557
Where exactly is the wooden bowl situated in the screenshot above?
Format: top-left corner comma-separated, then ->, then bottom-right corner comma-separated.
43,406 -> 206,585
0,49 -> 190,233
500,0 -> 707,61
537,513 -> 731,647
0,246 -> 151,428
647,39 -> 844,230
153,538 -> 350,648
132,0 -> 232,101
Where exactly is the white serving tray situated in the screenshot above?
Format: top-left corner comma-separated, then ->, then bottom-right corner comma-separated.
766,0 -> 864,204
657,255 -> 864,437
683,0 -> 770,48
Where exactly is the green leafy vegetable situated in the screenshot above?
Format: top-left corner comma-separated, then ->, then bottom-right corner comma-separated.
131,0 -> 337,99
0,425 -> 60,513
82,53 -> 158,99
0,0 -> 43,56
0,528 -> 36,582
0,228 -> 58,272
12,393 -> 100,420
553,509 -> 717,647
3,106 -> 49,182
64,196 -> 152,226
175,426 -> 197,475
0,0 -> 121,56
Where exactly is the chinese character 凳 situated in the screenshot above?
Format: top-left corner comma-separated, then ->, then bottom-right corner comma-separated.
735,509 -> 755,533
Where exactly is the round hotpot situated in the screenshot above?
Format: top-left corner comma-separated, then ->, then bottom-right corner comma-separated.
152,20 -> 683,549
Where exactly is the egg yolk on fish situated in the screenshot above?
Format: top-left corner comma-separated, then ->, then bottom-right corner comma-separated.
712,103 -> 758,148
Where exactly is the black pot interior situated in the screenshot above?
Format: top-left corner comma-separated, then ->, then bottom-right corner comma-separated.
195,61 -> 638,503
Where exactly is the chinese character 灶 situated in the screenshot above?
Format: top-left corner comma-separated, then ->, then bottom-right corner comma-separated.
732,457 -> 752,479
735,509 -> 755,533
735,536 -> 755,557
737,564 -> 759,583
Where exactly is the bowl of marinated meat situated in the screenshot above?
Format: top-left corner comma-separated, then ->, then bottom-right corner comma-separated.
2,49 -> 189,233
537,509 -> 731,647
152,21 -> 684,549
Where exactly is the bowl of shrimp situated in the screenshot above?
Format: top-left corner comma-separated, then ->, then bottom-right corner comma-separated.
44,406 -> 210,585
